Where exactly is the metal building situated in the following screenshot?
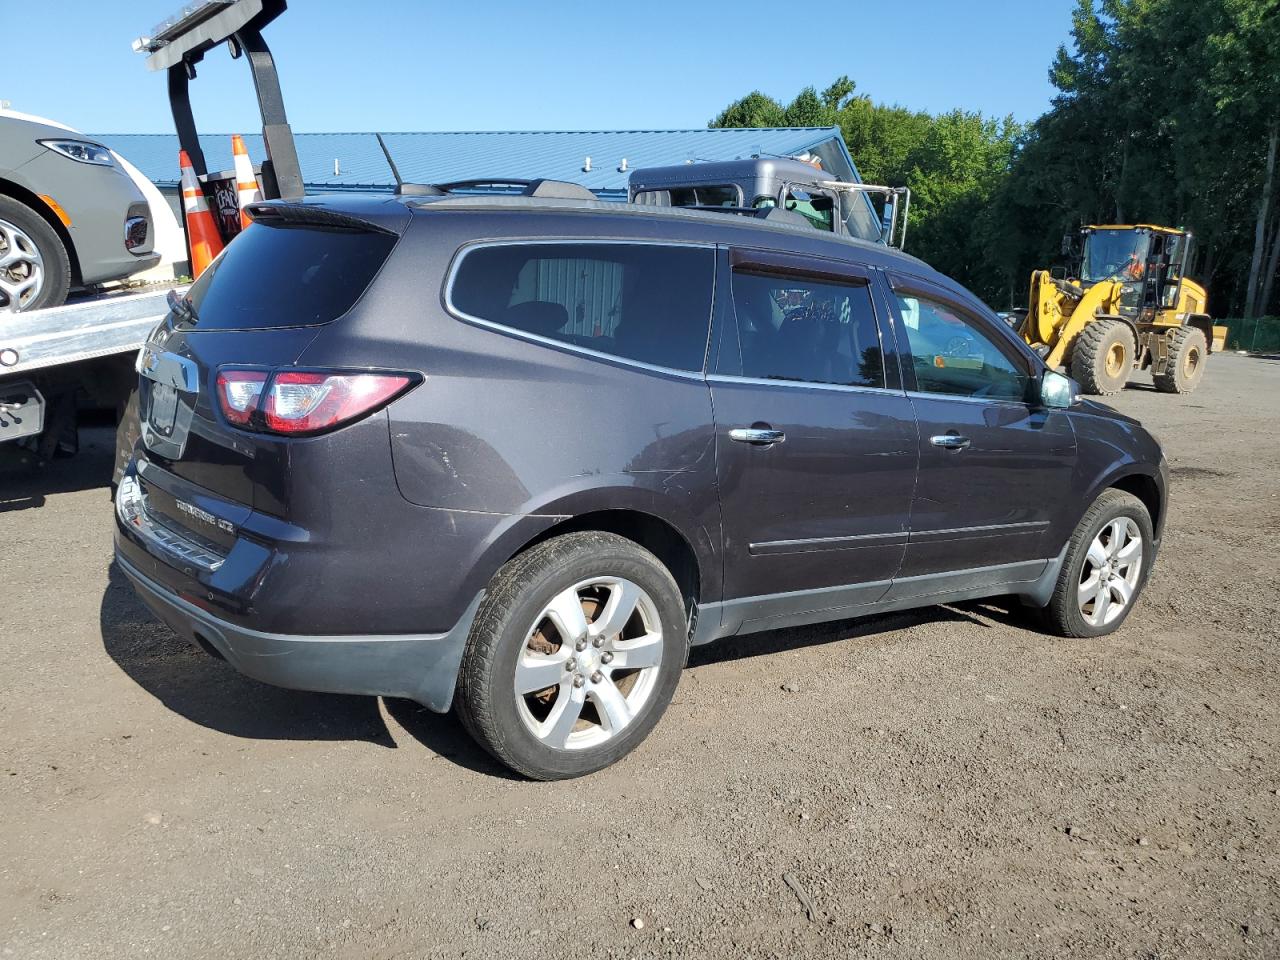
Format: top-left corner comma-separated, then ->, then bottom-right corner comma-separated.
94,127 -> 863,201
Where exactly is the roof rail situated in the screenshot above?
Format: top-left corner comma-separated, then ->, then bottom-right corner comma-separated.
432,177 -> 597,201
395,183 -> 447,197
435,177 -> 535,192
521,179 -> 598,201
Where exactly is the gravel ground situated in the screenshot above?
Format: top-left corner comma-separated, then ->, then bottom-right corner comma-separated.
2,353 -> 1277,959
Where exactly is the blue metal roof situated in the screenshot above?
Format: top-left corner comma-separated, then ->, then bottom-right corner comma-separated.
94,127 -> 854,196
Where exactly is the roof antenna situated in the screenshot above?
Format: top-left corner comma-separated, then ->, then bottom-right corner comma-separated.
376,132 -> 444,197
375,132 -> 404,189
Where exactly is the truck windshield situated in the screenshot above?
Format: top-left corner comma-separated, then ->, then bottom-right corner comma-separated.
783,190 -> 835,231
1082,229 -> 1150,283
632,185 -> 740,208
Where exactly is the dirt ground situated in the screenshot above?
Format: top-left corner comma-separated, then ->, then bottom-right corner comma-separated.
2,353 -> 1277,960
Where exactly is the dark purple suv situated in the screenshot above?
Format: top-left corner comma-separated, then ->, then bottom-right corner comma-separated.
114,191 -> 1167,779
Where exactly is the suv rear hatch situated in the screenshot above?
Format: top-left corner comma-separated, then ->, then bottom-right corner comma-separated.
130,199 -> 408,522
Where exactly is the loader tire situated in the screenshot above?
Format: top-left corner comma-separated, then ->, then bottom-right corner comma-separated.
1152,326 -> 1207,394
1071,319 -> 1134,395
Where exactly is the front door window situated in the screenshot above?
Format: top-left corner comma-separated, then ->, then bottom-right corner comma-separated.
895,293 -> 1031,401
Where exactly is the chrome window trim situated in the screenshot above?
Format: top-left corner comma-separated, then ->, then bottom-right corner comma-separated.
904,389 -> 1035,409
443,238 -> 717,380
707,373 -> 905,398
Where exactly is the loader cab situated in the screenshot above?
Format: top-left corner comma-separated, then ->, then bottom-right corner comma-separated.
628,157 -> 906,247
1077,225 -> 1192,320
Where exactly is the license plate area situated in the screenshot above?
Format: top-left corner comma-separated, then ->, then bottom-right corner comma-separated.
138,345 -> 198,460
149,382 -> 179,432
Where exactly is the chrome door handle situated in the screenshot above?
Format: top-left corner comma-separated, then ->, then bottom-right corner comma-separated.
930,434 -> 971,450
729,427 -> 785,445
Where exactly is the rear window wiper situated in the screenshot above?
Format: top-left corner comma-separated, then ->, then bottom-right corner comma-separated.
167,288 -> 198,326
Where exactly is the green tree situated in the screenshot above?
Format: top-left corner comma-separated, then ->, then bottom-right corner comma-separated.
710,2 -> 1280,316
996,0 -> 1280,316
711,81 -> 1015,299
1205,0 -> 1280,316
709,91 -> 787,129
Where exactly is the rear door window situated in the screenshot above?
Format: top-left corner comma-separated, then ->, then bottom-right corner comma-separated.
729,269 -> 885,388
449,242 -> 715,372
182,223 -> 397,330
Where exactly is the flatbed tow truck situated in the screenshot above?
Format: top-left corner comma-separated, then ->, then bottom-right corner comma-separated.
0,0 -> 302,462
0,285 -> 185,459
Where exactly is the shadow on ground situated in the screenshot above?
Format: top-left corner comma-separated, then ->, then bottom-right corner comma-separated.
98,560 -> 512,776
686,599 -> 1018,669
101,554 -> 1037,777
0,421 -> 116,513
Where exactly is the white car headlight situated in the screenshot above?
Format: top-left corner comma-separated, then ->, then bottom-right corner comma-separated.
38,139 -> 115,167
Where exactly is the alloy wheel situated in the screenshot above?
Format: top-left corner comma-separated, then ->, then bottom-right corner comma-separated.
1078,517 -> 1143,627
513,576 -> 664,750
0,217 -> 45,312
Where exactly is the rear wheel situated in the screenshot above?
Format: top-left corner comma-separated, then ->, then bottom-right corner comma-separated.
1152,326 -> 1207,394
0,196 -> 71,313
454,532 -> 688,780
1071,318 -> 1134,395
1042,489 -> 1153,638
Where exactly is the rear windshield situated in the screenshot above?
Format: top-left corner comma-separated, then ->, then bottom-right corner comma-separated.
180,224 -> 397,330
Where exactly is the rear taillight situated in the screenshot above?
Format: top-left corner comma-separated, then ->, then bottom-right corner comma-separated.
216,369 -> 267,426
215,367 -> 417,436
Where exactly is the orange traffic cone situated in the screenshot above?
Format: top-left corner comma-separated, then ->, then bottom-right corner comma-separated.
231,134 -> 262,230
179,150 -> 223,278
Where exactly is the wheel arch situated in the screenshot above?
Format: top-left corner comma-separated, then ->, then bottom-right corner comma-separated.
1092,314 -> 1141,354
0,176 -> 81,286
1103,469 -> 1164,539
504,508 -> 706,622
1184,315 -> 1215,353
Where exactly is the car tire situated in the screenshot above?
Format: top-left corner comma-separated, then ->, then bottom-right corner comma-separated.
1152,326 -> 1207,394
0,196 -> 72,312
454,531 -> 688,780
1042,489 -> 1154,638
1071,318 -> 1134,395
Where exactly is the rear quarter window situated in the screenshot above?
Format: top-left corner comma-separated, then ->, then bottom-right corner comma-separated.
182,223 -> 397,330
448,242 -> 715,372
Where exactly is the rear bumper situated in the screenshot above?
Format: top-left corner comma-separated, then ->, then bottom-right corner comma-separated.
116,552 -> 482,713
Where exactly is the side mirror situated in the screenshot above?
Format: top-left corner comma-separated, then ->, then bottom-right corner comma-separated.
1040,370 -> 1075,409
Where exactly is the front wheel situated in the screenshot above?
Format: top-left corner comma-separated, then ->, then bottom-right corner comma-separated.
454,532 -> 688,780
1071,318 -> 1134,395
0,196 -> 71,313
1042,489 -> 1154,638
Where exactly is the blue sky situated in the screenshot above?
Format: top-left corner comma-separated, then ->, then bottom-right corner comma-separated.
7,0 -> 1079,135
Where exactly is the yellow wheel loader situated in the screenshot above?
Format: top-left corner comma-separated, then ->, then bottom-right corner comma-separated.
1018,225 -> 1227,395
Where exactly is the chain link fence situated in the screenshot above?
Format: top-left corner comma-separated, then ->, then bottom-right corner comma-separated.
1223,316 -> 1280,353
